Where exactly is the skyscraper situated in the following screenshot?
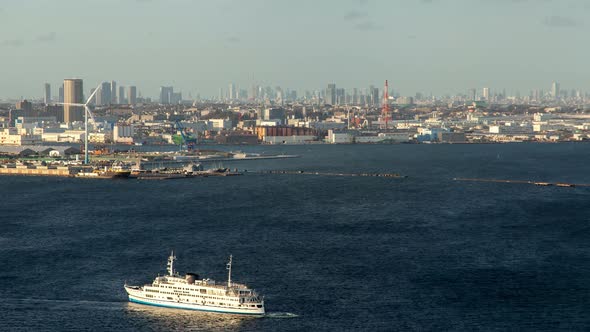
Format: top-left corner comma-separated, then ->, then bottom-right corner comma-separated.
63,78 -> 84,123
482,87 -> 490,101
336,88 -> 345,105
468,88 -> 477,101
229,83 -> 236,100
118,86 -> 125,104
326,84 -> 336,105
44,83 -> 51,104
160,86 -> 173,104
352,88 -> 359,105
369,86 -> 380,106
58,84 -> 64,103
551,81 -> 560,100
128,86 -> 137,105
89,88 -> 97,105
250,85 -> 258,101
111,81 -> 117,104
98,82 -> 111,106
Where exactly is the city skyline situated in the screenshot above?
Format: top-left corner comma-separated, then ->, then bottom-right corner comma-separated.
1,0 -> 589,98
8,79 -> 588,103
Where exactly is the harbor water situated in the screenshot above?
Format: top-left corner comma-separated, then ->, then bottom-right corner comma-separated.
1,143 -> 590,331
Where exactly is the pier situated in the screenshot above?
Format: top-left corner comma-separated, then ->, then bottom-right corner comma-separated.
254,170 -> 405,178
454,178 -> 587,188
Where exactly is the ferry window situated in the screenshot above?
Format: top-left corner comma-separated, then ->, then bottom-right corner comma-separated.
257,305 -> 262,308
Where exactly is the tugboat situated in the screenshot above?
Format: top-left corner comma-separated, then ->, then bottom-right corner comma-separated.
124,252 -> 265,316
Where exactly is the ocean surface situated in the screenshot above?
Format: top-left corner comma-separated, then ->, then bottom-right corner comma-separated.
1,143 -> 590,331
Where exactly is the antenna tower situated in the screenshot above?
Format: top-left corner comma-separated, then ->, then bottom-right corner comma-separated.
382,80 -> 390,129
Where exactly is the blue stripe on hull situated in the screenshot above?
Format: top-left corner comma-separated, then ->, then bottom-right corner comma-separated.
129,297 -> 265,316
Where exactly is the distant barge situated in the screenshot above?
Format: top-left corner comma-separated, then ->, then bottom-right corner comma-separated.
132,168 -> 242,180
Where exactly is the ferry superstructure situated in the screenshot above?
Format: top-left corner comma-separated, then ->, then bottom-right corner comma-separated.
124,252 -> 265,316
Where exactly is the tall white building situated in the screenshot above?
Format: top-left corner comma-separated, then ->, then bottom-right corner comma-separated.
482,87 -> 490,101
552,81 -> 560,100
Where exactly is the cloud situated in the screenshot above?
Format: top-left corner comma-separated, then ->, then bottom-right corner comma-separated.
344,10 -> 368,20
35,32 -> 56,42
1,39 -> 24,47
355,21 -> 382,31
543,15 -> 580,28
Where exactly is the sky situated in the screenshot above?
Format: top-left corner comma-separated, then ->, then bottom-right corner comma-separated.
0,0 -> 589,99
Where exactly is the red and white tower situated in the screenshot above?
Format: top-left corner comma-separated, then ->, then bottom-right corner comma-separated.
382,80 -> 390,129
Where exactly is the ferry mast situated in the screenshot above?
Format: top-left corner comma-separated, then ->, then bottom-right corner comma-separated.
167,251 -> 176,276
227,255 -> 233,288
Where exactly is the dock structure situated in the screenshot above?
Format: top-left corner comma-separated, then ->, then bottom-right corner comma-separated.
454,178 -> 586,188
255,170 -> 405,178
0,165 -> 86,177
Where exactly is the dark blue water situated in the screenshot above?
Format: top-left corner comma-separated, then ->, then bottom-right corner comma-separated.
1,143 -> 590,331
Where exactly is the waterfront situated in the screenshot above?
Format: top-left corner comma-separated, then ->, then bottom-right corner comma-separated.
1,143 -> 590,331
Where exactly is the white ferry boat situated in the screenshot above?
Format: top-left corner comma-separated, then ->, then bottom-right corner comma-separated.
124,252 -> 265,316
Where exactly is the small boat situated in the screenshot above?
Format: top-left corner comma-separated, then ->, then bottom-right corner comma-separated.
556,183 -> 575,188
76,165 -> 131,179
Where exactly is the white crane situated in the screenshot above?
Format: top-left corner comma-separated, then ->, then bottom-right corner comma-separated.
59,82 -> 102,164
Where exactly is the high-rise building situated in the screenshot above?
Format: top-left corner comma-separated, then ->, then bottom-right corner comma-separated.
326,84 -> 336,105
249,85 -> 258,101
44,83 -> 51,104
352,88 -> 359,105
98,82 -> 111,106
170,92 -> 182,104
58,84 -> 64,103
16,100 -> 33,114
229,83 -> 236,100
160,86 -> 173,104
551,81 -> 560,100
128,86 -> 137,105
63,78 -> 84,123
468,88 -> 477,101
336,88 -> 345,105
118,86 -> 125,104
89,88 -> 97,105
111,81 -> 117,104
369,86 -> 380,106
482,87 -> 490,101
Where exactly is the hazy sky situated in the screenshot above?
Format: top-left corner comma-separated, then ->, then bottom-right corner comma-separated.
1,0 -> 589,99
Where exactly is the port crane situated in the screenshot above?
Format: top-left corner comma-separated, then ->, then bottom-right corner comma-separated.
174,121 -> 197,151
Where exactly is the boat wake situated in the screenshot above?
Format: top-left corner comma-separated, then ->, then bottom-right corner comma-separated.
265,312 -> 299,319
3,298 -> 125,305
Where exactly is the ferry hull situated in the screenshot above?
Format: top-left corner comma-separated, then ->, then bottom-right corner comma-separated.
127,293 -> 265,316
